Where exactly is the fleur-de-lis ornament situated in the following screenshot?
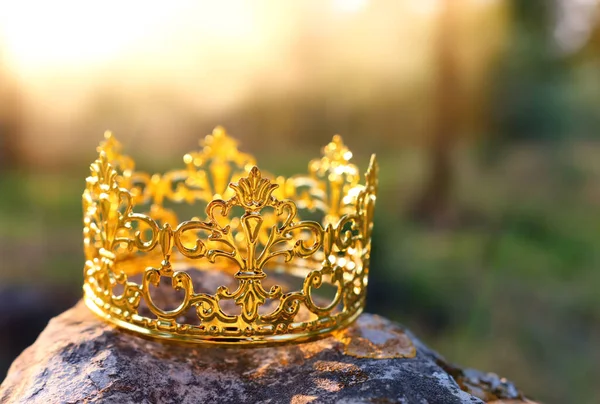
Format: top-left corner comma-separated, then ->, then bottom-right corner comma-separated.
230,167 -> 278,211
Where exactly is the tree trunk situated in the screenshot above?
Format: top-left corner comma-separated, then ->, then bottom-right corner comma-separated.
413,0 -> 462,225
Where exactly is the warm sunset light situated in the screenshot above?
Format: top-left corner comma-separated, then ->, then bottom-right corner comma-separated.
0,1 -> 261,74
332,0 -> 369,13
1,1 -> 598,403
0,0 -> 509,160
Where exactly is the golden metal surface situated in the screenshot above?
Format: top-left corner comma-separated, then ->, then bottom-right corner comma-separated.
82,127 -> 377,346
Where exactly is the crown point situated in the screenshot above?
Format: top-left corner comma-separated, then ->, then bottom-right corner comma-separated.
368,154 -> 378,173
213,126 -> 226,137
322,134 -> 352,163
369,153 -> 378,167
97,131 -> 124,157
365,154 -> 378,191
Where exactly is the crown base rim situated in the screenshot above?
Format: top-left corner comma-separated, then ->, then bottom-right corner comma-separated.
84,292 -> 364,347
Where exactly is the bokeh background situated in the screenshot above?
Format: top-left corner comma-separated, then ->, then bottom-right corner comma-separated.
1,1 -> 599,402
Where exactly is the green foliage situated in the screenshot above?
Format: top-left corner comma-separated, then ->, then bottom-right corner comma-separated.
490,0 -> 600,143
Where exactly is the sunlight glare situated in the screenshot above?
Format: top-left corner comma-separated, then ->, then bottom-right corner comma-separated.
332,0 -> 369,13
0,0 -> 257,73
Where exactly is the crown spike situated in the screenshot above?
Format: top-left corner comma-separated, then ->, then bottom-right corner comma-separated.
322,134 -> 353,164
365,154 -> 378,193
97,131 -> 123,161
185,126 -> 255,167
200,126 -> 239,158
211,125 -> 227,138
97,130 -> 122,155
183,127 -> 256,198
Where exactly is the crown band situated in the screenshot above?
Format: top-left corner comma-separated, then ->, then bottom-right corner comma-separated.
82,127 -> 377,346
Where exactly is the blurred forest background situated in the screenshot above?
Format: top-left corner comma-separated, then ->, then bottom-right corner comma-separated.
0,1 -> 599,403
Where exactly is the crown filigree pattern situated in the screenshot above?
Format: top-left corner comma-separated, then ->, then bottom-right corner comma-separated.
83,127 -> 377,345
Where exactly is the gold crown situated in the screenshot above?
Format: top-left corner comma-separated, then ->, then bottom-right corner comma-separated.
82,127 -> 377,346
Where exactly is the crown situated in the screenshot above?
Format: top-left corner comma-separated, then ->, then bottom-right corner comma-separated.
82,127 -> 377,346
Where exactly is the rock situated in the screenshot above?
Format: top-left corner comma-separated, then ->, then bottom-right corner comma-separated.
0,300 -> 535,403
0,285 -> 79,379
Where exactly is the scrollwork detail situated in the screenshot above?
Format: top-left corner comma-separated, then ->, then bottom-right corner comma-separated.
82,130 -> 377,343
